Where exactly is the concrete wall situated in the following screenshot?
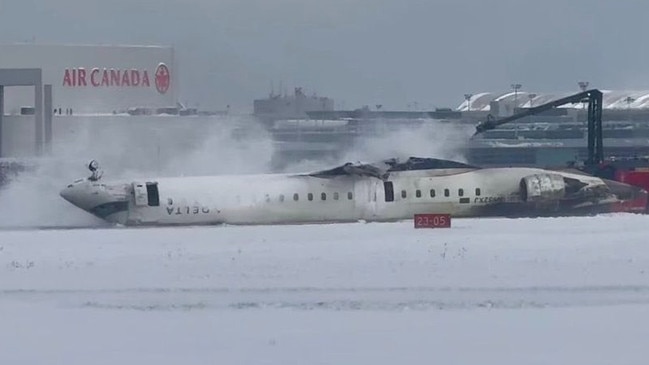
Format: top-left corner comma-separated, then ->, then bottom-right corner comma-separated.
0,44 -> 176,114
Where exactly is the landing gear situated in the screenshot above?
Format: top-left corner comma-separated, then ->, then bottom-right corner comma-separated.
88,160 -> 103,181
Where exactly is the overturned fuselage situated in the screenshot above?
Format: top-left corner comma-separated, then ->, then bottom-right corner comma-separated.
60,157 -> 647,226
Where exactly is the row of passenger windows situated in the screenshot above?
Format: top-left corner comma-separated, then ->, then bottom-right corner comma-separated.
260,188 -> 482,203
409,188 -> 481,199
266,191 -> 354,202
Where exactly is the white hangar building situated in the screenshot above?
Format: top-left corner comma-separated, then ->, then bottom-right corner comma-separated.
0,43 -> 177,114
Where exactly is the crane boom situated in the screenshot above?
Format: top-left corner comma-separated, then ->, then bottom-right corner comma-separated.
474,89 -> 603,166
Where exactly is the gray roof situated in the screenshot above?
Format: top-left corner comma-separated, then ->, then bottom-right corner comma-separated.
457,90 -> 649,111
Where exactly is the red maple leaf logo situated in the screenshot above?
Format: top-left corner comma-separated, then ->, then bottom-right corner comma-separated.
155,64 -> 170,94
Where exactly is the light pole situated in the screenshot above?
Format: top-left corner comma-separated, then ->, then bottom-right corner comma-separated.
528,93 -> 537,108
578,81 -> 589,110
464,93 -> 473,112
625,96 -> 635,121
511,83 -> 522,109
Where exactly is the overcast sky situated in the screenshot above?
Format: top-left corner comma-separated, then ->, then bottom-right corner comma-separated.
1,0 -> 648,110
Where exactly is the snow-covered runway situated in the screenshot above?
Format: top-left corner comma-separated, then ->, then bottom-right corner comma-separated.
2,215 -> 649,364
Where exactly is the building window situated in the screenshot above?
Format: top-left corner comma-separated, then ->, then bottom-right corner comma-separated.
430,189 -> 436,198
347,192 -> 353,200
293,193 -> 299,201
401,190 -> 407,199
444,189 -> 450,197
321,192 -> 327,201
308,193 -> 314,201
475,188 -> 481,196
333,192 -> 339,200
458,189 -> 464,197
416,189 -> 422,198
279,194 -> 285,202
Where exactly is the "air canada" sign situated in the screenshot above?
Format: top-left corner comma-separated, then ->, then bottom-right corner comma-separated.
62,63 -> 170,94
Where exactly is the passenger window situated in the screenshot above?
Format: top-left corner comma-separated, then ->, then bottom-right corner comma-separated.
401,190 -> 407,199
279,194 -> 285,202
321,192 -> 327,201
475,188 -> 481,196
347,192 -> 353,200
308,193 -> 314,201
293,193 -> 299,201
458,189 -> 464,197
333,192 -> 339,200
430,189 -> 436,198
444,189 -> 450,197
416,190 -> 421,198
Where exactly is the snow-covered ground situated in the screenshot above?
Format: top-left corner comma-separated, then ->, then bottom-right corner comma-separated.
2,214 -> 649,364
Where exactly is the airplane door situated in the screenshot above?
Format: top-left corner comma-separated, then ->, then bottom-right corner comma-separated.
384,181 -> 395,202
132,182 -> 148,206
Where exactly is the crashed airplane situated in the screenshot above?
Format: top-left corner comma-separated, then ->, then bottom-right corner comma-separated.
59,157 -> 647,226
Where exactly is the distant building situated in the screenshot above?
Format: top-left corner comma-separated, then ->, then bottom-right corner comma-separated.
457,90 -> 649,116
254,87 -> 334,120
0,43 -> 177,114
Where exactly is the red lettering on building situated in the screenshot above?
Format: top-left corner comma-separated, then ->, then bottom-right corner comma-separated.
130,70 -> 140,86
62,66 -> 169,90
78,68 -> 87,86
72,69 -> 77,86
90,68 -> 100,87
100,69 -> 109,86
142,71 -> 150,87
121,71 -> 130,86
110,69 -> 120,86
63,69 -> 72,86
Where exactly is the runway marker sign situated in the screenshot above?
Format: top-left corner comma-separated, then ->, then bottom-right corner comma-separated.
414,214 -> 451,228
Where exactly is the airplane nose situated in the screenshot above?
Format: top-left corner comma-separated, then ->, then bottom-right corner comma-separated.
60,183 -> 83,208
59,180 -> 98,212
60,180 -> 131,222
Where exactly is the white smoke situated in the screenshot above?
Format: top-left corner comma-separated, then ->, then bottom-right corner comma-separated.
280,119 -> 474,173
159,115 -> 274,177
0,114 -> 275,228
341,120 -> 472,164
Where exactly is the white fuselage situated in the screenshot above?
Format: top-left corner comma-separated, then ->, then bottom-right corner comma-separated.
60,166 -> 611,226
